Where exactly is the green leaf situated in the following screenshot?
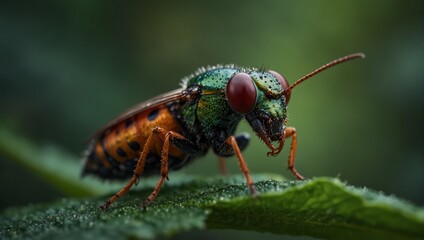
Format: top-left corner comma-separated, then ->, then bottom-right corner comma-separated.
1,129 -> 423,239
1,176 -> 423,240
0,128 -> 123,197
204,178 -> 424,240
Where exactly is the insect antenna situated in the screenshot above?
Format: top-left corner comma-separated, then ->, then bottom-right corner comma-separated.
287,53 -> 365,91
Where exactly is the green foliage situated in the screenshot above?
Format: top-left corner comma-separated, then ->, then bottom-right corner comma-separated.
0,128 -> 123,197
0,175 -> 423,239
1,130 -> 423,240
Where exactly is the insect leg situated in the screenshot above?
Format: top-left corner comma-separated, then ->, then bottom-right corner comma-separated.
285,127 -> 305,180
142,127 -> 195,210
218,157 -> 228,175
99,128 -> 156,210
225,136 -> 258,197
215,133 -> 249,175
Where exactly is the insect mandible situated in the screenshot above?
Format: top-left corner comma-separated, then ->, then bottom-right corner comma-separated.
82,53 -> 365,210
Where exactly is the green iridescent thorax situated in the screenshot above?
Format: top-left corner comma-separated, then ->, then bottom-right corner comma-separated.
186,67 -> 238,91
181,67 -> 241,138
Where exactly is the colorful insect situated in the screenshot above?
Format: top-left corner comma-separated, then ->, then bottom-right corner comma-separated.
82,53 -> 365,210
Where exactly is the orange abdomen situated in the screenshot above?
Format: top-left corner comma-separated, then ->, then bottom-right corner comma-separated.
83,106 -> 187,179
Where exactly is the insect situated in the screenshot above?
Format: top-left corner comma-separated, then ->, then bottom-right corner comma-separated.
82,53 -> 365,210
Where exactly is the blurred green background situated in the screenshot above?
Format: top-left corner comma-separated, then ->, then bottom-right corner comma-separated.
0,0 -> 423,237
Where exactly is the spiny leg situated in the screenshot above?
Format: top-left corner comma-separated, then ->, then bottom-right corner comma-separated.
99,128 -> 156,210
216,133 -> 250,175
226,136 -> 257,197
141,127 -> 191,210
285,127 -> 305,180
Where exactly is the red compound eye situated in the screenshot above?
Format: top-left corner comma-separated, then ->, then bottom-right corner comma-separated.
269,70 -> 291,104
226,72 -> 257,113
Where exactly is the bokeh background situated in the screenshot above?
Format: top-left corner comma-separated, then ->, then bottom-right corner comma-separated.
1,0 -> 423,239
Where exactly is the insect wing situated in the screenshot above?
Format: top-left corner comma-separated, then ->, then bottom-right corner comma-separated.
92,88 -> 185,138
